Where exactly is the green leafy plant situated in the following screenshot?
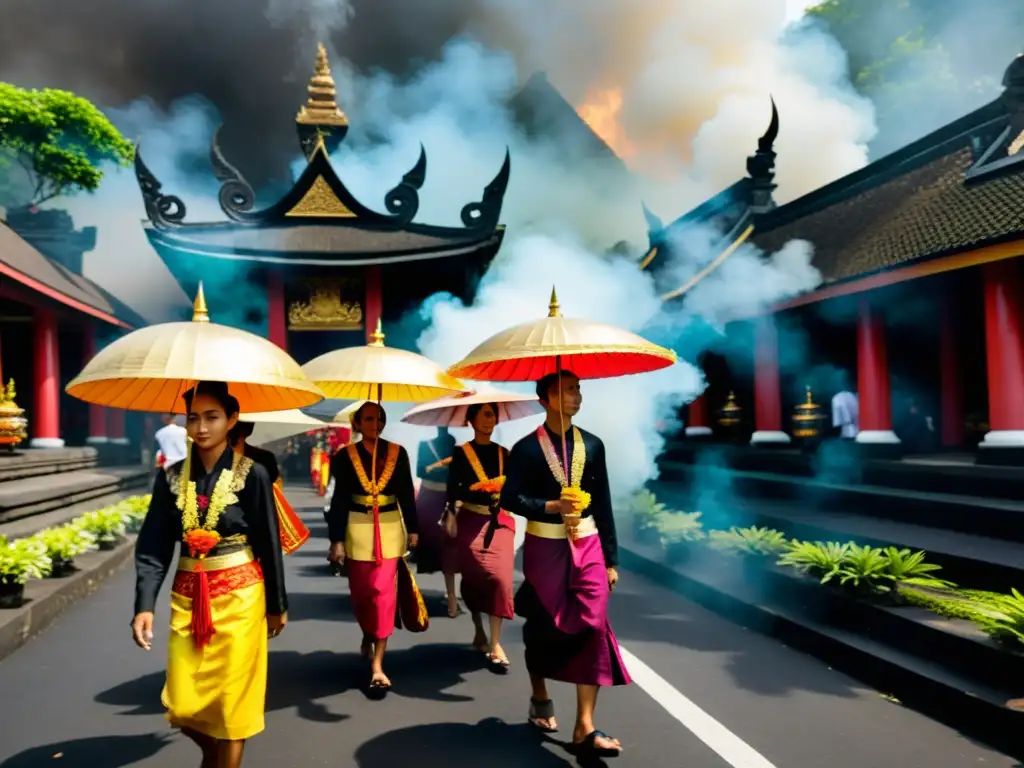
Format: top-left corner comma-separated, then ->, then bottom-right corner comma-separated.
777,540 -> 851,584
655,510 -> 706,545
33,524 -> 96,562
837,544 -> 891,592
117,495 -> 151,533
628,489 -> 668,532
959,589 -> 1024,647
74,506 -> 128,543
708,526 -> 788,557
881,547 -> 955,591
0,535 -> 52,584
0,83 -> 134,207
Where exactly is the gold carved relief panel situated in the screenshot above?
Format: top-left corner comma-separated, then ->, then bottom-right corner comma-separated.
288,278 -> 364,331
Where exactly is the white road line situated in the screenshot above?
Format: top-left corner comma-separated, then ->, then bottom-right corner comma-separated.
618,645 -> 779,768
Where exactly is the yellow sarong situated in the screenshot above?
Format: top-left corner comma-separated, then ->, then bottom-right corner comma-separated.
163,551 -> 268,741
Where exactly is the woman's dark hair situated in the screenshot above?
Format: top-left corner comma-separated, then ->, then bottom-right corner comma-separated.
466,402 -> 500,426
352,402 -> 387,432
182,381 -> 240,417
228,421 -> 255,443
535,370 -> 579,402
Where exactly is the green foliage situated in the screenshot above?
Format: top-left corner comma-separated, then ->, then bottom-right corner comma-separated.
655,510 -> 706,545
708,526 -> 788,557
74,506 -> 128,542
837,544 -> 891,591
0,83 -> 133,207
628,489 -> 668,531
35,525 -> 96,562
0,535 -> 52,584
903,586 -> 1024,648
777,540 -> 850,584
880,547 -> 955,591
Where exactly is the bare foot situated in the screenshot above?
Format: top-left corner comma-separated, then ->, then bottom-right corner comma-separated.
369,668 -> 391,690
472,632 -> 489,653
573,725 -> 622,754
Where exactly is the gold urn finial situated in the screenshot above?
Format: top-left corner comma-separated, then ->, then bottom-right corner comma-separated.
548,286 -> 561,317
369,317 -> 385,347
296,42 -> 349,127
192,283 -> 210,323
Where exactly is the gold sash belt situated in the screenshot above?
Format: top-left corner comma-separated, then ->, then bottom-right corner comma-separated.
351,494 -> 397,507
420,479 -> 446,492
526,517 -> 598,540
177,547 -> 254,573
460,502 -> 493,516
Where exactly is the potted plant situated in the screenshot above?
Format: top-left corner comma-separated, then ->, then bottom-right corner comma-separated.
75,507 -> 129,550
656,511 -> 706,565
118,495 -> 151,534
628,489 -> 669,546
0,535 -> 52,608
34,525 -> 97,577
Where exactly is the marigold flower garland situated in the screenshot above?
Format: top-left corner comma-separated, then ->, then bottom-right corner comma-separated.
463,442 -> 505,501
536,426 -> 591,514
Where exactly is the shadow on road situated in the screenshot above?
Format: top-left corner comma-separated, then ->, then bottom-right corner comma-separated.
0,733 -> 173,768
354,718 -> 597,767
286,589 -> 360,622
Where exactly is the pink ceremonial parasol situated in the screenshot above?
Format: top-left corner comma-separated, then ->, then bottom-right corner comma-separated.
400,383 -> 543,428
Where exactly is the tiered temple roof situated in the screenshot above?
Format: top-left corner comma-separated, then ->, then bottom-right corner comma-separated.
134,44 -> 510,273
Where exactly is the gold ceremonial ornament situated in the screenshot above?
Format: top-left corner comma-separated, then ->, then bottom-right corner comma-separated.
791,385 -> 826,440
65,284 -> 325,413
0,379 -> 28,448
301,319 -> 468,402
718,391 -> 743,428
401,381 -> 543,428
447,287 -> 677,381
288,279 -> 363,330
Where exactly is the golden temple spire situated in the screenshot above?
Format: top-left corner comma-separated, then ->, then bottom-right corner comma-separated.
192,282 -> 210,323
296,42 -> 349,127
369,317 -> 385,347
548,286 -> 561,317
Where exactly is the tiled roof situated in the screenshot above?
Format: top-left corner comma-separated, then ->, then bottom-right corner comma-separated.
751,146 -> 1024,283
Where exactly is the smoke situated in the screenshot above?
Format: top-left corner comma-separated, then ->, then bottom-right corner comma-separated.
0,0 -> 886,496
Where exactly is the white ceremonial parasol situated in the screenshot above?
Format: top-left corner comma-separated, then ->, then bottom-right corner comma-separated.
240,409 -> 332,447
400,382 -> 543,428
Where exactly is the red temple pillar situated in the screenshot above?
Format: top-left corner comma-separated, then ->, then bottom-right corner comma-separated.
267,272 -> 288,351
751,315 -> 790,445
364,264 -> 382,342
980,260 -> 1024,455
939,304 -> 964,448
855,298 -> 900,446
30,306 -> 64,448
107,407 -> 128,445
685,393 -> 712,437
83,324 -> 108,444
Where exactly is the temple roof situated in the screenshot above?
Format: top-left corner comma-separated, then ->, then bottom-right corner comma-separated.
134,44 -> 510,268
0,222 -> 133,327
751,63 -> 1024,284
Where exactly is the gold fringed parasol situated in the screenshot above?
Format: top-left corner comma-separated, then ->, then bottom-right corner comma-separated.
66,285 -> 324,414
302,319 -> 468,402
447,287 -> 677,381
401,381 -> 543,428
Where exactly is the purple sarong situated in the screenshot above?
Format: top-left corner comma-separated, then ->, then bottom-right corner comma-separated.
516,528 -> 631,687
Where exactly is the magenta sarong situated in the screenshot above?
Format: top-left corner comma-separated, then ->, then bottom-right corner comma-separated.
516,529 -> 631,687
347,558 -> 399,640
415,484 -> 448,574
458,510 -> 515,619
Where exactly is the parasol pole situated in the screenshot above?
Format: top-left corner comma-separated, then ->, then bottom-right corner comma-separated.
549,288 -> 570,477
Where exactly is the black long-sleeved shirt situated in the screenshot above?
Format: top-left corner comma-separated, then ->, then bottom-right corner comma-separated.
500,424 -> 619,567
325,440 -> 418,544
243,443 -> 280,483
416,432 -> 456,482
447,441 -> 509,511
134,446 -> 288,616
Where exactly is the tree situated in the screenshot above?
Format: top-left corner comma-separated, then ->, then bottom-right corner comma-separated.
0,83 -> 134,208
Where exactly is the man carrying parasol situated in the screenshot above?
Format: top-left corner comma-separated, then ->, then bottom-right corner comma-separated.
449,288 -> 677,761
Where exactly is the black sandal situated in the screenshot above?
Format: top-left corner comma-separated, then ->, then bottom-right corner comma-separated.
570,730 -> 621,758
367,677 -> 391,699
487,652 -> 510,674
527,698 -> 558,733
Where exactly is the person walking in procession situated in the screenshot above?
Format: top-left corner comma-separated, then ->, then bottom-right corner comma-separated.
326,402 -> 420,694
500,370 -> 629,760
445,403 -> 515,671
132,381 -> 289,768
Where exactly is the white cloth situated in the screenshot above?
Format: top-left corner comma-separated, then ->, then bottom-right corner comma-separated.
154,423 -> 188,465
831,391 -> 859,438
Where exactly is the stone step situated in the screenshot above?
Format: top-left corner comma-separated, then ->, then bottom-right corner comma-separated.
0,447 -> 98,483
0,465 -> 151,526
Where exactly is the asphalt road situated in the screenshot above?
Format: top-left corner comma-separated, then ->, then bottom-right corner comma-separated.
0,487 -> 1017,767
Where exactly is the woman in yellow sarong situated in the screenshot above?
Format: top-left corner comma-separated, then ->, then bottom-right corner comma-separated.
326,402 -> 420,694
131,381 -> 288,768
